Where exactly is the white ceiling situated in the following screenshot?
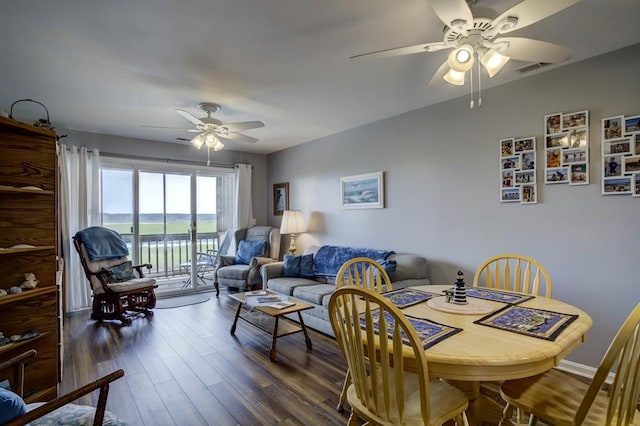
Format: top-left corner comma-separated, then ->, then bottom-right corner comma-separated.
1,0 -> 639,154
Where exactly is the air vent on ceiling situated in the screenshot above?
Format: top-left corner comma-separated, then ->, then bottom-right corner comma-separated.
516,62 -> 552,74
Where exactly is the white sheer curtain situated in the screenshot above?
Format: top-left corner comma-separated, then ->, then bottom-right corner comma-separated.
234,163 -> 253,229
59,145 -> 101,312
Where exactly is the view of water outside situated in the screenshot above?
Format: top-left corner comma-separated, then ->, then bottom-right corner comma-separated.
101,169 -> 218,281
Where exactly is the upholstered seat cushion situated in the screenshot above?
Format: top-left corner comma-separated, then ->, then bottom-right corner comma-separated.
216,264 -> 250,280
26,402 -> 129,425
293,284 -> 335,305
266,277 -> 319,296
98,278 -> 156,295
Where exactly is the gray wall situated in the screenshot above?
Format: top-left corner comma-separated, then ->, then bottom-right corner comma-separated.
267,43 -> 640,368
60,129 -> 269,226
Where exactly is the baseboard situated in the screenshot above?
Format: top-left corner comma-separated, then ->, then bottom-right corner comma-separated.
557,359 -> 615,384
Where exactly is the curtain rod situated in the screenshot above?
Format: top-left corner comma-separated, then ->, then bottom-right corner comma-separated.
63,148 -> 235,169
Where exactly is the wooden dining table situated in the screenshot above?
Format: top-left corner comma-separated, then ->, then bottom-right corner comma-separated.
394,285 -> 593,425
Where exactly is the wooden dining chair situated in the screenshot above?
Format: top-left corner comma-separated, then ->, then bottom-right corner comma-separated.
335,257 -> 392,412
473,254 -> 552,298
500,303 -> 640,426
329,286 -> 468,425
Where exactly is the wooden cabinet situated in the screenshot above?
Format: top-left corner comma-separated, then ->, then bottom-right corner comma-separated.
0,116 -> 59,402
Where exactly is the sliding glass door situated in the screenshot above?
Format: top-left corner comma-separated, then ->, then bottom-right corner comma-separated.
101,159 -> 234,294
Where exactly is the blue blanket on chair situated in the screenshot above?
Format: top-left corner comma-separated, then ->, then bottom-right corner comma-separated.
75,226 -> 129,261
314,245 -> 394,278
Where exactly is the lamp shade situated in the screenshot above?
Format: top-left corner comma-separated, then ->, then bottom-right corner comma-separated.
443,68 -> 466,85
480,49 -> 510,78
280,210 -> 305,234
448,44 -> 474,72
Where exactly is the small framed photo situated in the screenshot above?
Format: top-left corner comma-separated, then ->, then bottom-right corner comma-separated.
602,116 -> 624,141
634,134 -> 640,155
273,182 -> 290,216
502,170 -> 515,188
569,163 -> 588,185
546,148 -> 562,168
624,115 -> 640,135
500,138 -> 515,157
603,138 -> 632,155
546,167 -> 569,184
501,156 -> 519,170
341,171 -> 384,209
562,110 -> 589,130
569,128 -> 588,148
520,185 -> 537,204
622,155 -> 640,174
521,152 -> 535,170
544,113 -> 562,135
501,188 -> 520,203
515,170 -> 534,185
562,149 -> 587,165
633,174 -> 640,197
514,137 -> 535,153
546,133 -> 569,149
603,177 -> 632,195
604,155 -> 622,177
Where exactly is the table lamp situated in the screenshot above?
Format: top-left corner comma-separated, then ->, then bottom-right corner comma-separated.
280,210 -> 305,255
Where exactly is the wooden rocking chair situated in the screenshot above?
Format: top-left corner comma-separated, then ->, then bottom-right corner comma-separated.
0,350 -> 127,425
73,226 -> 157,325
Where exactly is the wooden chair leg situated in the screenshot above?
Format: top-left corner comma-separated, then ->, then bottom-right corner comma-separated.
337,368 -> 351,411
500,403 -> 516,425
347,411 -> 358,426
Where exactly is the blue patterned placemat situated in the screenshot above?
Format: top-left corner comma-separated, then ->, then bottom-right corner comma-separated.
383,288 -> 434,308
360,311 -> 462,350
464,287 -> 534,304
474,304 -> 578,341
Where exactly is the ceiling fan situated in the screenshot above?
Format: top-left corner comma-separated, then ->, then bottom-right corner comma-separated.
351,0 -> 581,107
146,102 -> 264,153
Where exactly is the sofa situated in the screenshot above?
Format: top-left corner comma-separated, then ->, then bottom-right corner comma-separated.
260,245 -> 430,336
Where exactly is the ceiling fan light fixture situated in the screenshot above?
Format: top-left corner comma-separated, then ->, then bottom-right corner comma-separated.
213,140 -> 225,151
448,45 -> 474,72
191,133 -> 204,149
204,132 -> 217,147
480,49 -> 510,77
443,68 -> 466,85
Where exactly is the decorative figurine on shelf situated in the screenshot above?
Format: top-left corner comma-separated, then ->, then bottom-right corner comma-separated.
0,289 -> 6,297
21,272 -> 39,289
452,270 -> 468,305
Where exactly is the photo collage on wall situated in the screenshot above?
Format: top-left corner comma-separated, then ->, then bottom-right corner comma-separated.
543,110 -> 589,186
601,114 -> 640,197
499,136 -> 537,204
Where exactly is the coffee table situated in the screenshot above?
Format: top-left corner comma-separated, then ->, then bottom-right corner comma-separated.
229,290 -> 314,361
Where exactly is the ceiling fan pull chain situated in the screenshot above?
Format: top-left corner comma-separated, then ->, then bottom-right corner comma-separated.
469,66 -> 475,109
207,147 -> 211,166
477,59 -> 483,107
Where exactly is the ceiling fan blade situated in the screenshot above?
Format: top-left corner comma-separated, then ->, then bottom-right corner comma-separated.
142,125 -> 191,130
429,0 -> 473,28
222,121 -> 265,131
175,108 -> 205,126
492,0 -> 581,34
498,37 -> 571,63
217,132 -> 258,144
351,41 -> 448,59
427,60 -> 450,87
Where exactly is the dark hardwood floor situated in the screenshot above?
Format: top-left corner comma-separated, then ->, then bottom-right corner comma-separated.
61,289 -> 352,425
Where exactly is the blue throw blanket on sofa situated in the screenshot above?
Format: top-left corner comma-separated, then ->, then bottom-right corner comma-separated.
314,245 -> 394,278
75,226 -> 129,261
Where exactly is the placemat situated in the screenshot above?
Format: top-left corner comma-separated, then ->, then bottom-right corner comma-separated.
383,288 -> 434,308
474,304 -> 578,341
465,287 -> 534,304
361,311 -> 462,350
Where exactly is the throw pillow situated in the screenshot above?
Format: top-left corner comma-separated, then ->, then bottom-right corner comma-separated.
0,388 -> 27,424
102,261 -> 135,283
282,254 -> 301,277
375,258 -> 397,280
299,254 -> 314,278
236,240 -> 268,265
